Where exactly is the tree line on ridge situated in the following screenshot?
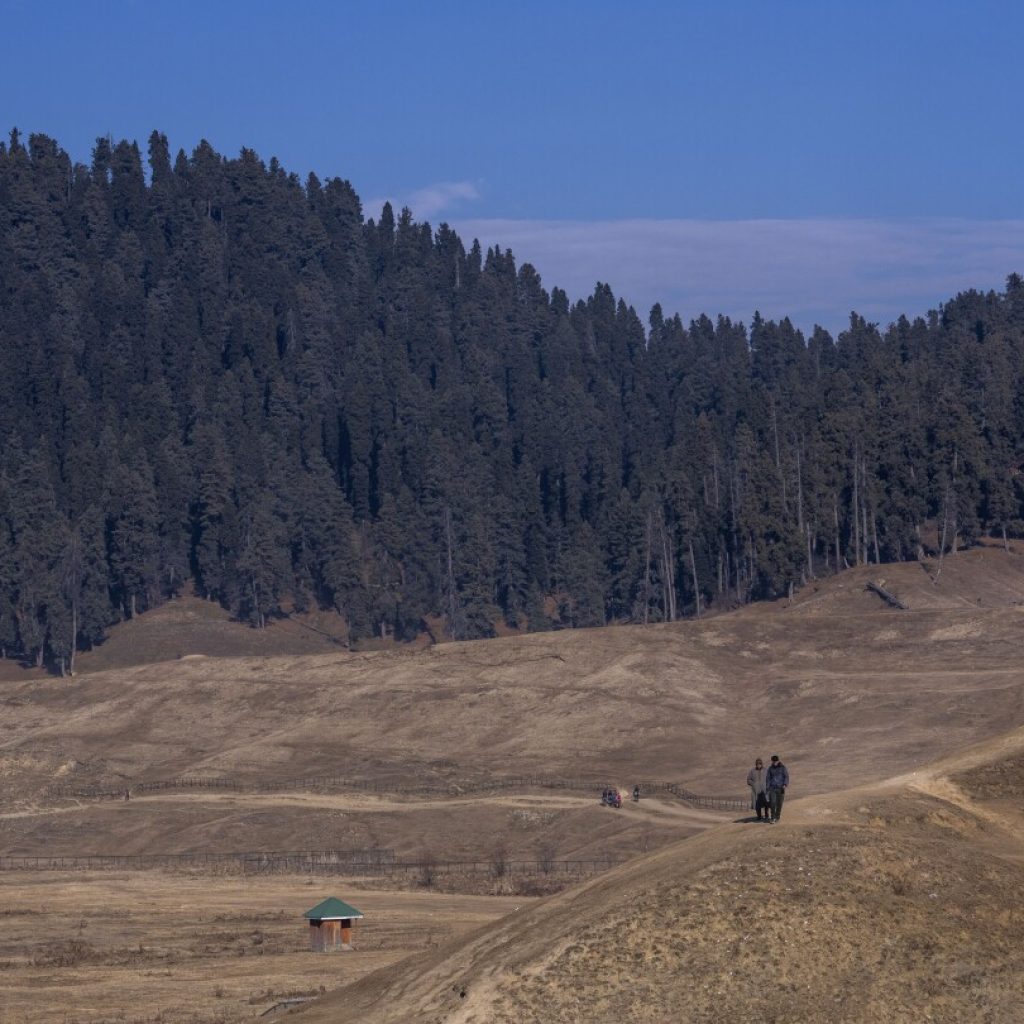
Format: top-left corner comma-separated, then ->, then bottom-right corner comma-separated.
1,129 -> 1023,672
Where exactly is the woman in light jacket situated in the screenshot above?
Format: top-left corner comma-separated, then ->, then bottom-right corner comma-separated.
746,758 -> 769,821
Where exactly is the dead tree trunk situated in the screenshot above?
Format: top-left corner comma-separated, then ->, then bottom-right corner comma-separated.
866,581 -> 908,610
658,518 -> 677,622
68,601 -> 78,676
871,509 -> 881,565
688,540 -> 701,619
643,510 -> 653,625
935,481 -> 952,582
862,500 -> 869,565
795,440 -> 804,533
444,506 -> 457,636
852,447 -> 860,565
833,498 -> 841,570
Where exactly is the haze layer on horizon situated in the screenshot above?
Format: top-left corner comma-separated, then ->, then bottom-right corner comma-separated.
451,217 -> 1024,339
2,1 -> 1022,337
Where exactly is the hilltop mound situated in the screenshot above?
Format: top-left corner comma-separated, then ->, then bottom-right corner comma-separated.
294,729 -> 1024,1024
75,595 -> 350,673
768,544 -> 1024,617
0,594 -> 351,685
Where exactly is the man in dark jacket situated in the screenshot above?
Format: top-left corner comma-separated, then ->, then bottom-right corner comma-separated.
766,754 -> 789,822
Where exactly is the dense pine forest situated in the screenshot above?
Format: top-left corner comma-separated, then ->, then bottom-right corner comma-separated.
2,130 -> 1023,671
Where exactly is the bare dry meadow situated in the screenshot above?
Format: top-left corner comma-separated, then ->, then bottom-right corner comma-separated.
4,546 -> 1024,1022
0,873 -> 523,1024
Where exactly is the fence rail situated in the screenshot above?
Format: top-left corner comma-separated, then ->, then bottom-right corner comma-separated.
0,851 -> 618,878
49,773 -> 746,812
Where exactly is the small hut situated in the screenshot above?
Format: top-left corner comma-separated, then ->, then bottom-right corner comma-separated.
304,897 -> 364,952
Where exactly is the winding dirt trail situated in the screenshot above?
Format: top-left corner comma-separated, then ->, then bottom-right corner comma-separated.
0,788 -> 727,830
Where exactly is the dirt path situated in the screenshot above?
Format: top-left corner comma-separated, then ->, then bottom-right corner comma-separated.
0,789 -> 728,829
779,723 -> 1024,857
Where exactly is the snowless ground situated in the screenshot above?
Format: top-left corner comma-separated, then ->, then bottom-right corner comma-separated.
3,546 -> 1024,1022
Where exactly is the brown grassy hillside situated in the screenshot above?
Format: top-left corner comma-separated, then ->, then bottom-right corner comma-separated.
4,549 -> 1024,1022
293,727 -> 1024,1024
4,548 -> 1024,858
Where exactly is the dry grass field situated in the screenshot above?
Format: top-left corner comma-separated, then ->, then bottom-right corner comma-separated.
4,546 -> 1024,1022
0,871 -> 524,1024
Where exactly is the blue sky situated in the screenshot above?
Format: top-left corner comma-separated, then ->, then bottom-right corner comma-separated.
3,0 -> 1023,334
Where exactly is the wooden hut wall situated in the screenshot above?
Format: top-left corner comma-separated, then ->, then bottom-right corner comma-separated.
309,917 -> 359,951
310,919 -> 348,951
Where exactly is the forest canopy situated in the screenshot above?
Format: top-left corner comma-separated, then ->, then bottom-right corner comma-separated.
2,130 -> 1023,671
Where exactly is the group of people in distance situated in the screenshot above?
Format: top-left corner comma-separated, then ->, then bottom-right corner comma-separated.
746,754 -> 789,823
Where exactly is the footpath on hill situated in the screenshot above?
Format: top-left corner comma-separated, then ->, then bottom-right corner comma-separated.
291,724 -> 1024,1024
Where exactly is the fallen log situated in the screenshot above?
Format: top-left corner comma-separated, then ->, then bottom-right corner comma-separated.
866,580 -> 908,610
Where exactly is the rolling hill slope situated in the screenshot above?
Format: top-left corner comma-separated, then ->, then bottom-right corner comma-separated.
4,549 -> 1024,1021
291,725 -> 1024,1024
4,547 -> 1024,863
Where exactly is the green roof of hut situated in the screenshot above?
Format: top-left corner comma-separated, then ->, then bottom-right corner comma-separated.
304,897 -> 364,920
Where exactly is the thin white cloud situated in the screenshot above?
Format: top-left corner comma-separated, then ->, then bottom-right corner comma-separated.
451,217 -> 1024,338
365,180 -> 481,221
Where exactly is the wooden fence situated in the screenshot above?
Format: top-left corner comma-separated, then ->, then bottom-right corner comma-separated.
0,849 -> 391,872
0,850 -> 617,878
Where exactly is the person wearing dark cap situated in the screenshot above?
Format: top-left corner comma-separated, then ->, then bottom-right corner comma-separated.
765,754 -> 789,822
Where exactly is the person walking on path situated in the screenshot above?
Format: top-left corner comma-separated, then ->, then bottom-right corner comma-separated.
746,758 -> 770,821
766,754 -> 789,822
